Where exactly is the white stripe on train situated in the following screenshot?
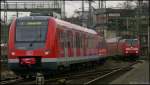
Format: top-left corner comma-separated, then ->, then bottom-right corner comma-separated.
8,55 -> 105,63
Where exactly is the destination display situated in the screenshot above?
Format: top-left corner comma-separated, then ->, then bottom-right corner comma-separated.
26,22 -> 42,25
16,20 -> 48,26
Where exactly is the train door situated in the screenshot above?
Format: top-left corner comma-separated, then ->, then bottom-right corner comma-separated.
85,34 -> 88,56
88,35 -> 93,56
75,32 -> 80,56
83,33 -> 86,56
59,29 -> 67,57
73,32 -> 76,57
80,33 -> 83,56
67,31 -> 74,57
63,31 -> 68,58
86,35 -> 89,56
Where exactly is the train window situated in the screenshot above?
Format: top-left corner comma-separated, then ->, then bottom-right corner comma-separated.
94,37 -> 96,48
125,39 -> 138,46
85,34 -> 88,49
59,30 -> 65,48
87,36 -> 90,48
64,31 -> 67,48
81,33 -> 84,48
16,20 -> 48,42
67,31 -> 73,48
88,35 -> 93,49
80,33 -> 82,48
67,32 -> 70,48
76,32 -> 80,48
70,31 -> 73,48
74,32 -> 84,48
75,33 -> 78,48
16,26 -> 47,42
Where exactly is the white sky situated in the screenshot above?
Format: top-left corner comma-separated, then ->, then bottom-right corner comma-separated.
1,1 -> 126,22
65,1 -> 126,17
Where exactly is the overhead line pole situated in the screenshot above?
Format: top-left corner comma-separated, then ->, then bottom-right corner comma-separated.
63,0 -> 65,19
126,17 -> 128,34
82,0 -> 85,27
148,19 -> 150,58
89,0 -> 92,28
137,0 -> 142,36
99,0 -> 101,9
4,0 -> 8,24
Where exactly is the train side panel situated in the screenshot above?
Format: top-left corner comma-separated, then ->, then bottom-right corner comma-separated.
8,16 -> 107,76
106,38 -> 119,56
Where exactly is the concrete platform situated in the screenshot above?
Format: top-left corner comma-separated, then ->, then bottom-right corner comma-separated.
110,60 -> 149,84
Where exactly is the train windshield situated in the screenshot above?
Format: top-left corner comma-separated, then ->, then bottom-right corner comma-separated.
125,39 -> 138,46
16,20 -> 48,42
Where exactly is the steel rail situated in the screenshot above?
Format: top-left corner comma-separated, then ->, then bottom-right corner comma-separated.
84,68 -> 124,85
13,62 -> 138,84
83,62 -> 137,85
0,78 -> 22,85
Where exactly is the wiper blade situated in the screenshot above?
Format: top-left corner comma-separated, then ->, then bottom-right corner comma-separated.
29,31 -> 42,45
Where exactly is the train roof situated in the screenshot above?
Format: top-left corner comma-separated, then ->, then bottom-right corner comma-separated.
106,37 -> 121,43
55,18 -> 97,35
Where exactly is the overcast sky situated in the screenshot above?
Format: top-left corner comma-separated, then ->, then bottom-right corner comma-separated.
65,1 -> 126,17
1,1 -> 127,22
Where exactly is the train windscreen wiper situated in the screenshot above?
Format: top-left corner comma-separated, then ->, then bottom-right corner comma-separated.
29,31 -> 42,47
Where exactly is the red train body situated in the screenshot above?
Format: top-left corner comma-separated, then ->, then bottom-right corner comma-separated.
8,16 -> 107,76
106,37 -> 140,58
119,38 -> 140,57
8,16 -> 140,77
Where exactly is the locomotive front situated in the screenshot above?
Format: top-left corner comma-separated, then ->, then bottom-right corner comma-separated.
123,39 -> 140,57
8,16 -> 53,76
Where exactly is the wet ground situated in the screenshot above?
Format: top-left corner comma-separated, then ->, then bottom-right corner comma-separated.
110,60 -> 149,84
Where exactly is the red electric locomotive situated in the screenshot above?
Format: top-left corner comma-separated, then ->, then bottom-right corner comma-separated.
106,37 -> 140,60
8,16 -> 107,77
119,38 -> 140,58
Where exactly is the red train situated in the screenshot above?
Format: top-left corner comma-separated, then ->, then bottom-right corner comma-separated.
8,16 -> 107,76
106,37 -> 140,59
119,38 -> 140,57
8,16 -> 140,77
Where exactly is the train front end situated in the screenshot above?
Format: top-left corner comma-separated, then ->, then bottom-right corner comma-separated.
8,16 -> 55,76
123,39 -> 140,57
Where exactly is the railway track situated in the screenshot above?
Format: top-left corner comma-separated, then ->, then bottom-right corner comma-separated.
83,66 -> 132,85
0,60 -> 140,85
0,77 -> 36,85
0,77 -> 22,85
8,67 -> 120,85
45,61 -> 138,85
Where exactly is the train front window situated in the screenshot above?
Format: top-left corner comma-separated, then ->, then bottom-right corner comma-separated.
125,39 -> 138,46
16,20 -> 48,42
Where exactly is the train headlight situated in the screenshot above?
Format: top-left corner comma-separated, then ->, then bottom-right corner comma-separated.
11,52 -> 15,55
136,51 -> 138,53
44,50 -> 50,55
125,51 -> 128,53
